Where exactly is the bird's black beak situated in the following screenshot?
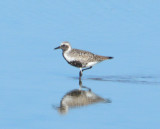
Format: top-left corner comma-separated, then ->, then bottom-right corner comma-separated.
54,46 -> 61,50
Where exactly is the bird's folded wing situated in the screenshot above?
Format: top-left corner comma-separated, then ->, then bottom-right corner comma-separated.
70,49 -> 95,62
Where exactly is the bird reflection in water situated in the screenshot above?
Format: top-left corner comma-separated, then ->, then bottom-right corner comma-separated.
56,79 -> 111,114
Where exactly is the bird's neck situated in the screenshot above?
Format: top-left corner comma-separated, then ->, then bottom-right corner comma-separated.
63,47 -> 72,54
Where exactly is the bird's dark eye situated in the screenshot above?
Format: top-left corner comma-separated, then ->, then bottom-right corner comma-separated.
62,45 -> 65,47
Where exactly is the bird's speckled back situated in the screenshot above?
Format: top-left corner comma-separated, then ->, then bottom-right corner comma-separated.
68,49 -> 110,62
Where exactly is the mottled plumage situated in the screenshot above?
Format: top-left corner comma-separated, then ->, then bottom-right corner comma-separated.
55,41 -> 113,78
66,48 -> 112,65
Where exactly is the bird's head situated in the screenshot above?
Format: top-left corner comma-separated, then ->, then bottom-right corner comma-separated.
55,41 -> 71,51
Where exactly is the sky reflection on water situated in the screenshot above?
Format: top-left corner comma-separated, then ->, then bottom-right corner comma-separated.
1,0 -> 160,129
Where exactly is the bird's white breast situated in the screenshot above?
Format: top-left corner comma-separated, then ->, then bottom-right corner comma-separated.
63,52 -> 75,62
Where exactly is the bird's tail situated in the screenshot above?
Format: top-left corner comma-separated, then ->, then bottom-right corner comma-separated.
95,55 -> 114,61
105,56 -> 114,59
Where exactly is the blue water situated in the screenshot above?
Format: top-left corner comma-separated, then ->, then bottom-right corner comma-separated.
1,1 -> 160,129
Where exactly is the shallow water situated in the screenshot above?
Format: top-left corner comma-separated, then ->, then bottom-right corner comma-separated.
1,73 -> 160,129
1,0 -> 160,129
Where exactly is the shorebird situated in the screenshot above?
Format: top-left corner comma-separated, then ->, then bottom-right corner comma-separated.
55,41 -> 113,79
58,88 -> 110,114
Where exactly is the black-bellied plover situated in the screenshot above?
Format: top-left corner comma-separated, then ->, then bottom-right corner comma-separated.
55,41 -> 113,79
57,88 -> 109,114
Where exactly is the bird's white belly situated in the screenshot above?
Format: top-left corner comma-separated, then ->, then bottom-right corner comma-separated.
86,62 -> 97,67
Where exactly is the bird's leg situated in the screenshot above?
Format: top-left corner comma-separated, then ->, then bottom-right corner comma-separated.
82,66 -> 92,72
79,68 -> 83,80
79,67 -> 92,80
79,77 -> 82,88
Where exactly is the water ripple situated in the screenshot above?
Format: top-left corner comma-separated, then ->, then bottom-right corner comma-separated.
72,75 -> 160,85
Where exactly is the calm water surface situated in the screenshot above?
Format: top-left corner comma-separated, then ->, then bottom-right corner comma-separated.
1,0 -> 160,129
1,72 -> 160,129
